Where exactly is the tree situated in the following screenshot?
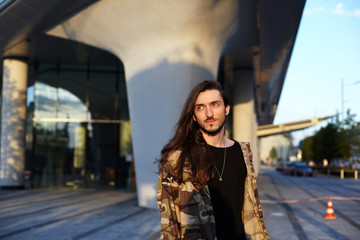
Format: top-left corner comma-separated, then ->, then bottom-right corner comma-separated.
314,122 -> 341,162
306,110 -> 360,164
301,136 -> 313,162
269,147 -> 278,164
337,110 -> 360,160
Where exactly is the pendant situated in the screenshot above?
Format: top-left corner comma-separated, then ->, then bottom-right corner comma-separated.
219,177 -> 223,181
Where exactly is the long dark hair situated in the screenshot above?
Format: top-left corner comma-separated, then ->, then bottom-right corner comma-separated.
158,80 -> 230,186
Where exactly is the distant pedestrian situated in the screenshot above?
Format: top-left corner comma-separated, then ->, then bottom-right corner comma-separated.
157,80 -> 269,239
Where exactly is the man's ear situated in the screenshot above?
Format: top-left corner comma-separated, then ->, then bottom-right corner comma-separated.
193,115 -> 197,122
225,105 -> 230,116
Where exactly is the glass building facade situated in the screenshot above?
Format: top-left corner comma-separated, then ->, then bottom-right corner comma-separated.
21,62 -> 133,189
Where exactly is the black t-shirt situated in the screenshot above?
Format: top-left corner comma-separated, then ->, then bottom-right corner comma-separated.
208,141 -> 247,240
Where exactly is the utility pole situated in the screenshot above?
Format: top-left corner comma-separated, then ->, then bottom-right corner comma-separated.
341,78 -> 344,119
341,78 -> 360,120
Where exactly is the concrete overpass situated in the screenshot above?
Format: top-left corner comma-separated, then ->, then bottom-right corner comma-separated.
257,115 -> 337,137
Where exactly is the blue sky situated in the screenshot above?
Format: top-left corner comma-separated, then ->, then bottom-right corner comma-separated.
273,0 -> 360,145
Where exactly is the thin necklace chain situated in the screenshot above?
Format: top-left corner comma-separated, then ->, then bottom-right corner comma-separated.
214,147 -> 226,181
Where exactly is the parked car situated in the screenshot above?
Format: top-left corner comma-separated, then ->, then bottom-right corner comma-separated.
282,161 -> 302,175
293,164 -> 313,176
282,161 -> 313,176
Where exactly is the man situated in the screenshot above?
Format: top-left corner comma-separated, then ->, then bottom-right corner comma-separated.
157,80 -> 269,240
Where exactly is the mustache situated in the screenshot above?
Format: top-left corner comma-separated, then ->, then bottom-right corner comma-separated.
205,117 -> 216,121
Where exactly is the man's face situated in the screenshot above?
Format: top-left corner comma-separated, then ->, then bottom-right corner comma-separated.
193,89 -> 230,136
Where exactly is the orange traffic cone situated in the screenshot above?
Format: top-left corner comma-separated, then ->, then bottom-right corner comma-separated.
324,197 -> 336,219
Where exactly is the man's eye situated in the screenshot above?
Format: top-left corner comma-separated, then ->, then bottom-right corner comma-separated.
213,102 -> 219,107
196,106 -> 204,110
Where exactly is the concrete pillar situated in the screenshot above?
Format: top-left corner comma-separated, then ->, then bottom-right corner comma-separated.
232,69 -> 260,175
0,58 -> 28,188
46,0 -> 240,209
125,63 -> 216,208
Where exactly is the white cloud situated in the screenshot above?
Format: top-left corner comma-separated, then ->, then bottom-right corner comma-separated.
305,2 -> 360,18
332,3 -> 345,15
332,2 -> 360,18
351,9 -> 360,17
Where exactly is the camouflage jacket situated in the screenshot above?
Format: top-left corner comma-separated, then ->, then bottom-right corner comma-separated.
157,142 -> 270,240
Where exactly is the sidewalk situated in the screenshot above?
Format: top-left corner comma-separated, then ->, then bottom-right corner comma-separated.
1,167 -> 359,239
0,189 -> 160,240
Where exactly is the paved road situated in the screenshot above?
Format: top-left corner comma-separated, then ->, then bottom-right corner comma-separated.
0,167 -> 359,239
259,167 -> 360,240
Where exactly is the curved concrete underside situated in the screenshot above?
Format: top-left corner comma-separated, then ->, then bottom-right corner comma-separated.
0,0 -> 305,125
46,0 -> 244,209
0,0 -> 305,209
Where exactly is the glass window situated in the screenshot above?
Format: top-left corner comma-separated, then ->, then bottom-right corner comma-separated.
26,62 -> 132,189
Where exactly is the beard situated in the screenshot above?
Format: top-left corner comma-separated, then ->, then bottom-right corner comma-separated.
197,117 -> 226,136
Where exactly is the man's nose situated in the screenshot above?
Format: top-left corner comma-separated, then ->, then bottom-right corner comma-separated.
205,107 -> 214,117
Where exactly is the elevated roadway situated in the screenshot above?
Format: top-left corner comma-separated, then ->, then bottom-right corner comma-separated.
257,115 -> 336,137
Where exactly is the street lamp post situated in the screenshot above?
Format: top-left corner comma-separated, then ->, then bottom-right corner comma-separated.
341,78 -> 344,118
341,79 -> 360,119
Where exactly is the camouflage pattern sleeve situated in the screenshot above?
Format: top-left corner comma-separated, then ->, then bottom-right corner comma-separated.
157,151 -> 216,240
157,152 -> 182,239
240,142 -> 270,240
